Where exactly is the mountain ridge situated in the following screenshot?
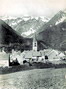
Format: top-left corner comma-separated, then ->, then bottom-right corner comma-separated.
2,16 -> 50,37
36,10 -> 66,51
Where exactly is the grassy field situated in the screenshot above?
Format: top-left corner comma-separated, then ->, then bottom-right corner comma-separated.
0,68 -> 66,89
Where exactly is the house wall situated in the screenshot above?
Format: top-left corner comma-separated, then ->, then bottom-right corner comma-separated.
0,52 -> 9,67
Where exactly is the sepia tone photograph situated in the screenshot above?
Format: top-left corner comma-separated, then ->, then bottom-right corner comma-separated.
0,0 -> 66,89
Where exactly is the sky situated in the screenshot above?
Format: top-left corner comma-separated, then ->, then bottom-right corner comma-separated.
0,0 -> 66,17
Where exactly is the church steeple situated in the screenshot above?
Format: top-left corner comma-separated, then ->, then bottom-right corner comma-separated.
33,33 -> 37,51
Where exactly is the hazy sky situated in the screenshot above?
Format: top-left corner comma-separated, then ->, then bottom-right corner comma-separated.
0,0 -> 66,17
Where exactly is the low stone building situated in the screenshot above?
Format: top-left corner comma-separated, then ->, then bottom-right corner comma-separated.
0,51 -> 9,67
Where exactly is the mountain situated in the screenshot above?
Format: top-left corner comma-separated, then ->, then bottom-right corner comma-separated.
37,10 -> 66,51
0,19 -> 24,45
1,10 -> 66,51
0,19 -> 34,51
37,10 -> 66,33
2,16 -> 49,37
0,19 -> 48,51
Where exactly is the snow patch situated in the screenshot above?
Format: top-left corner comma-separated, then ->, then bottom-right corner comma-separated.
21,28 -> 36,36
55,16 -> 66,25
11,22 -> 17,26
17,19 -> 22,23
22,16 -> 31,21
10,19 -> 22,26
1,16 -> 17,20
50,25 -> 52,27
34,17 -> 39,20
40,17 -> 49,22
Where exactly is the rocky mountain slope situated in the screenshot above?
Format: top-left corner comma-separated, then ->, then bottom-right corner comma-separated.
0,19 -> 33,51
37,10 -> 66,51
38,10 -> 66,33
2,16 -> 49,37
0,19 -> 24,45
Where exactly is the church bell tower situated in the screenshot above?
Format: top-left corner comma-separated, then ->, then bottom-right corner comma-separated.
33,33 -> 37,51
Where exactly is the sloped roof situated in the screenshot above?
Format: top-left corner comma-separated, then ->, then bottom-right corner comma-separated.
24,50 -> 42,58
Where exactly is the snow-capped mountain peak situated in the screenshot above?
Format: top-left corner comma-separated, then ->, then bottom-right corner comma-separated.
0,15 -> 18,20
55,16 -> 66,25
1,15 -> 49,37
